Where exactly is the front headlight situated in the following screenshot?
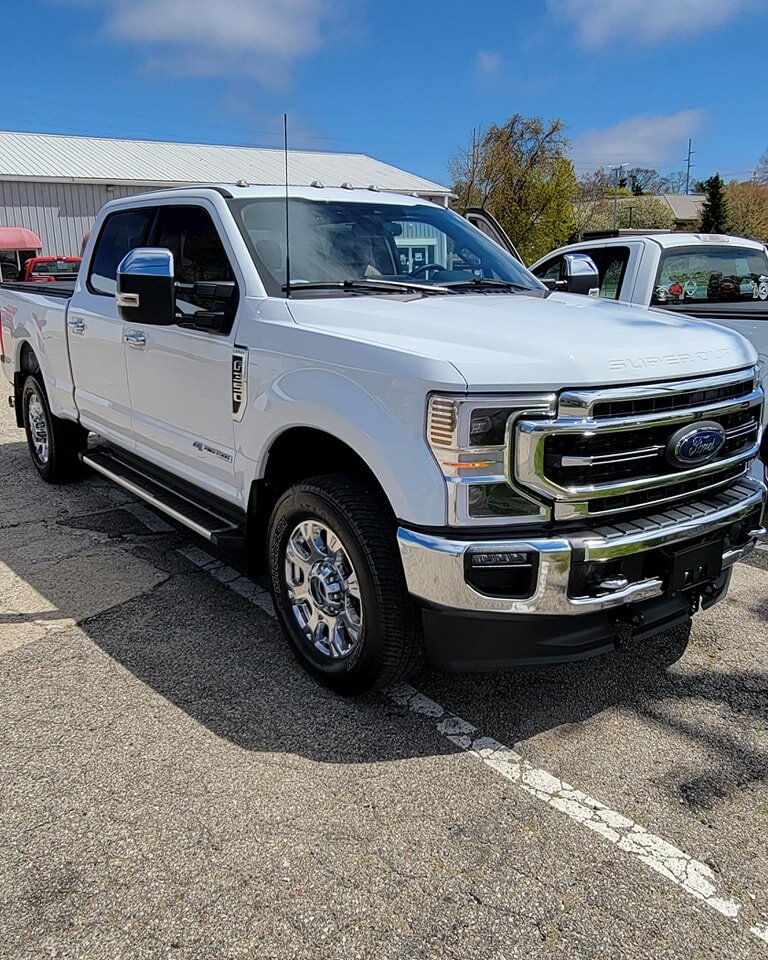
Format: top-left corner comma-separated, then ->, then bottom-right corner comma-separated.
427,393 -> 555,525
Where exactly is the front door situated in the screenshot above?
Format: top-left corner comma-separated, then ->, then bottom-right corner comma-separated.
124,203 -> 241,504
68,206 -> 156,446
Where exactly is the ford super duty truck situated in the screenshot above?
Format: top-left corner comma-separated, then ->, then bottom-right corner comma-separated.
1,185 -> 767,694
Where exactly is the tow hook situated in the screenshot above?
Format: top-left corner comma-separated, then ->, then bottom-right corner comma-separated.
7,395 -> 14,409
612,606 -> 645,648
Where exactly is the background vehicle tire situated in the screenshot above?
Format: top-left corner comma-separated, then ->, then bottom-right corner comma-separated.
268,474 -> 421,695
22,375 -> 87,483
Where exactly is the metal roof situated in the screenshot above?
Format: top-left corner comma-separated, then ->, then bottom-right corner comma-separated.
658,194 -> 705,222
0,130 -> 450,196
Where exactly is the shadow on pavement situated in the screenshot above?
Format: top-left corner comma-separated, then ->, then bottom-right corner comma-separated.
1,438 -> 766,812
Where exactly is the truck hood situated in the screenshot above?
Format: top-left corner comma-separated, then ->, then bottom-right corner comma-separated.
286,291 -> 757,391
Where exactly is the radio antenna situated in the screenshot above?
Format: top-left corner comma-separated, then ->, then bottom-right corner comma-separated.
283,112 -> 292,298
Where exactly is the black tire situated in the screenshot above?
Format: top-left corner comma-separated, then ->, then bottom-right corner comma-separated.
21,375 -> 87,483
268,474 -> 421,695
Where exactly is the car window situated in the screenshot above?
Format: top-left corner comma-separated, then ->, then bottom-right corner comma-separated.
153,206 -> 237,321
89,208 -> 156,296
535,257 -> 564,281
652,246 -> 768,305
598,248 -> 630,299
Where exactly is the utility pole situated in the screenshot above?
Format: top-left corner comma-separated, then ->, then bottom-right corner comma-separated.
611,163 -> 627,229
684,138 -> 695,195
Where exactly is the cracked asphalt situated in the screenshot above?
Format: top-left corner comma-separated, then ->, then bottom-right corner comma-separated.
1,401 -> 767,960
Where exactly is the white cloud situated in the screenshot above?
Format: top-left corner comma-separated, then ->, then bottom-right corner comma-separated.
475,50 -> 503,80
64,0 -> 354,83
572,110 -> 703,170
548,0 -> 760,48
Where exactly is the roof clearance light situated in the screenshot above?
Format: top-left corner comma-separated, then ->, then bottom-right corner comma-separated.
310,180 -> 325,188
340,181 -> 354,190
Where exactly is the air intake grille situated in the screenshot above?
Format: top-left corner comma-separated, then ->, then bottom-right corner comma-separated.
515,369 -> 763,520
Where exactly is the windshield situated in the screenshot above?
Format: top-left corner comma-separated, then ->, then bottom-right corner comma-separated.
652,245 -> 768,306
228,197 -> 544,297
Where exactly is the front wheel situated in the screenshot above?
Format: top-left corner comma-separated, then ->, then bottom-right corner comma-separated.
22,375 -> 87,483
267,474 -> 421,695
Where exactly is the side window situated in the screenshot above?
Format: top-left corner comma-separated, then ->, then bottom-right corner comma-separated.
154,206 -> 237,320
535,257 -> 564,281
598,248 -> 630,299
88,208 -> 156,296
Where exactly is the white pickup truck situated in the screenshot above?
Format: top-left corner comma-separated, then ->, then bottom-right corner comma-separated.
1,185 -> 766,694
529,232 -> 768,366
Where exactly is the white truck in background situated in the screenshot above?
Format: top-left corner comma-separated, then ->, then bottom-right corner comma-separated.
1,185 -> 766,695
529,232 -> 768,370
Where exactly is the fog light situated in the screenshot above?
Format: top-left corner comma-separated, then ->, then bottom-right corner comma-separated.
470,551 -> 530,567
466,548 -> 537,599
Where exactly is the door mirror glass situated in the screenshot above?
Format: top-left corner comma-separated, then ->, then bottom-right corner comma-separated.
116,248 -> 176,325
562,253 -> 600,296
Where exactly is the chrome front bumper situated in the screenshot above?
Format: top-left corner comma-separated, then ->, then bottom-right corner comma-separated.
397,478 -> 767,617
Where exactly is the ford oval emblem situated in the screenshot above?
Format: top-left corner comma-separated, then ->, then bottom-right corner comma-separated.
665,420 -> 726,469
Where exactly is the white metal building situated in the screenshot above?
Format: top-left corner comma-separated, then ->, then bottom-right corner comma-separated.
0,130 -> 451,257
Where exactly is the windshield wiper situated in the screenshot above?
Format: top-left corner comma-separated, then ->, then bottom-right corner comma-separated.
439,278 -> 534,292
284,278 -> 451,296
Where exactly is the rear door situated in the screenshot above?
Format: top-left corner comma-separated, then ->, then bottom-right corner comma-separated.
68,206 -> 156,446
124,202 -> 241,503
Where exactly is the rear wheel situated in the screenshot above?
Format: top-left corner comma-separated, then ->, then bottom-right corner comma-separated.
268,474 -> 421,695
22,375 -> 87,483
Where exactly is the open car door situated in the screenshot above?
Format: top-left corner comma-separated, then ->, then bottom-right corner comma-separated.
463,208 -> 523,264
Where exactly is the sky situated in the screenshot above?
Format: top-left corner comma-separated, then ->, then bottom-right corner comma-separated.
4,0 -> 767,189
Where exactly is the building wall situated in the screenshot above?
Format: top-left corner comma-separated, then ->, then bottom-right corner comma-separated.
0,180 -> 150,256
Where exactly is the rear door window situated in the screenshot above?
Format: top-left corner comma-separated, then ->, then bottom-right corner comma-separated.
88,208 -> 156,296
598,247 -> 630,299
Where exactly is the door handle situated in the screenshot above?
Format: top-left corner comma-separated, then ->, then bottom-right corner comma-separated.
124,331 -> 146,349
67,318 -> 85,335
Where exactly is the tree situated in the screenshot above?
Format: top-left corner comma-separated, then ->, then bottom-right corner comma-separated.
574,195 -> 675,235
756,149 -> 768,185
725,180 -> 768,241
625,167 -> 664,195
449,115 -> 579,262
700,174 -> 730,232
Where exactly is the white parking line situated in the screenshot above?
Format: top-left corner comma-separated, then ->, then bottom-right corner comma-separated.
89,482 -> 767,949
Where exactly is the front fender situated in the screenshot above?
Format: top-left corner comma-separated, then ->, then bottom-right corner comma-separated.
239,363 -> 450,527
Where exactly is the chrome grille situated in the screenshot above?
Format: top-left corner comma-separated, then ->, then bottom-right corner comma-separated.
515,368 -> 763,520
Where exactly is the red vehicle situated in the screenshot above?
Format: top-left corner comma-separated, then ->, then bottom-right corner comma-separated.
0,228 -> 42,282
20,256 -> 82,283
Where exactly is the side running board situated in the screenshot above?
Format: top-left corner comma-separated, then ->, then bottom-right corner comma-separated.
81,450 -> 246,548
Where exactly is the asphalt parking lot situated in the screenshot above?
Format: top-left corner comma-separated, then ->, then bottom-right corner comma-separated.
1,402 -> 767,960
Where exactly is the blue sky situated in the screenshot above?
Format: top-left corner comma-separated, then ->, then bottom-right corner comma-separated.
5,0 -> 767,188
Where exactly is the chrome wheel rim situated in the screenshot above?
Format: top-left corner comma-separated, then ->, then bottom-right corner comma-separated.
284,520 -> 363,659
27,393 -> 49,465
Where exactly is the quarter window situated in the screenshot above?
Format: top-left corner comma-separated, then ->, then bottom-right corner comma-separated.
88,208 -> 156,296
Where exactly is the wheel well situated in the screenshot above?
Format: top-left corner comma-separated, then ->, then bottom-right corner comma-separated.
248,427 -> 390,573
13,342 -> 40,426
19,342 -> 40,376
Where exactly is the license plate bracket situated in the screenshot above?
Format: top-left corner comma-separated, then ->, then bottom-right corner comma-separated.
668,539 -> 723,592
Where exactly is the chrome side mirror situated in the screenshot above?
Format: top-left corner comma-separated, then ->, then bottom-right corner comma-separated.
562,253 -> 600,296
116,248 -> 176,325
